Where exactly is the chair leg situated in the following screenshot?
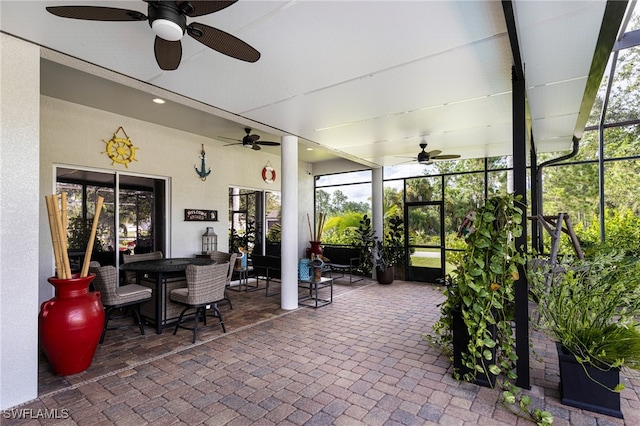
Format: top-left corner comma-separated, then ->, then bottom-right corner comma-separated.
174,304 -> 225,343
191,309 -> 198,344
100,307 -> 115,344
173,306 -> 191,337
224,289 -> 233,310
209,304 -> 226,333
131,304 -> 145,336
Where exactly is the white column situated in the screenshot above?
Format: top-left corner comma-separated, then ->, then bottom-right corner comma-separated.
280,135 -> 298,309
371,167 -> 384,278
0,34 -> 40,409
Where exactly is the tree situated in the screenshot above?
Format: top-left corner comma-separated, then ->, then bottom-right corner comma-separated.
316,189 -> 331,215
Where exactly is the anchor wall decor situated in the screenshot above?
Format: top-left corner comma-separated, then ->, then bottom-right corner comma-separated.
195,144 -> 211,181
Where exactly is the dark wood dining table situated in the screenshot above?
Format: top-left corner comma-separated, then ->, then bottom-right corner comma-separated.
119,257 -> 215,334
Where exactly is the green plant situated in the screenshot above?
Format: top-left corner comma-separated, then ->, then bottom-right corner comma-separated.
370,215 -> 405,272
573,208 -> 640,258
426,193 -> 551,425
67,216 -> 104,252
230,219 -> 256,253
528,251 -> 640,390
385,215 -> 405,267
372,239 -> 389,271
266,223 -> 281,243
353,214 -> 375,275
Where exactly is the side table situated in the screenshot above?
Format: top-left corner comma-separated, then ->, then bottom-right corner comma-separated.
298,277 -> 333,308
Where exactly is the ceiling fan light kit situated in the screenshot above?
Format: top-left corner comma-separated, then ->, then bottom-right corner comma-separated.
148,2 -> 187,41
151,19 -> 184,41
46,0 -> 259,70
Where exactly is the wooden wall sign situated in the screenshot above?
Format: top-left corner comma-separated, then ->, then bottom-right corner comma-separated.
184,209 -> 218,221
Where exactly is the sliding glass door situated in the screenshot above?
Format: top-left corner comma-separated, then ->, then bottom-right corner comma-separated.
56,167 -> 167,269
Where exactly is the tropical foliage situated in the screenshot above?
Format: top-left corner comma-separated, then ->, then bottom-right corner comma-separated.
426,193 -> 551,424
528,251 -> 640,389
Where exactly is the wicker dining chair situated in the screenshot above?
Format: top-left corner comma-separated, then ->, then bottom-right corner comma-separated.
120,250 -> 163,285
207,251 -> 238,309
89,264 -> 152,343
170,262 -> 228,343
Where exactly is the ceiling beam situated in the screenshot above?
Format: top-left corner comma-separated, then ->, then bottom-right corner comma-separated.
501,1 -> 524,82
573,0 -> 629,141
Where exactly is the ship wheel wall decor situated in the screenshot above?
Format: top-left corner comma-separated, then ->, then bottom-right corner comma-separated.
103,126 -> 138,168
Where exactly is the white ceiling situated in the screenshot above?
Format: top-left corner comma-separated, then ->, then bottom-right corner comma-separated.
0,1 -> 624,167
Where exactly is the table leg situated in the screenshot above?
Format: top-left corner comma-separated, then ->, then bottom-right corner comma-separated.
330,278 -> 333,304
155,273 -> 163,334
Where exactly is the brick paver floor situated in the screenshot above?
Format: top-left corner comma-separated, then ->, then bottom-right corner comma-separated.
6,278 -> 640,425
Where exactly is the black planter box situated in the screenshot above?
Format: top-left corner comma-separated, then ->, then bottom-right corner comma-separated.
452,309 -> 496,387
556,343 -> 623,419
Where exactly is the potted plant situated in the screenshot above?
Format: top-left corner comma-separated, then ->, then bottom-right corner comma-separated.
528,251 -> 640,419
354,215 -> 375,276
372,239 -> 394,284
385,215 -> 405,280
426,193 -> 551,424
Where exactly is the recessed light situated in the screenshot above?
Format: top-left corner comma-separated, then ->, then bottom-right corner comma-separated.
152,98 -> 165,104
306,148 -> 314,151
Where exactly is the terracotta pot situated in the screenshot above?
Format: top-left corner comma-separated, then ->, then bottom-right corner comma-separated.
39,273 -> 104,376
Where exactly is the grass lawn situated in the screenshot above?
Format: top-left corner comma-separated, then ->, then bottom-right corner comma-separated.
409,248 -> 456,273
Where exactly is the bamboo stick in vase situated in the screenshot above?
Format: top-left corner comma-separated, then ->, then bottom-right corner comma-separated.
52,194 -> 72,279
307,213 -> 314,241
61,192 -> 68,234
80,196 -> 104,277
45,196 -> 64,279
317,213 -> 325,242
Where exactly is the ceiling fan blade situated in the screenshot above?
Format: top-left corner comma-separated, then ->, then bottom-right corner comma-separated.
46,6 -> 147,21
154,37 -> 182,70
251,144 -> 261,151
433,154 -> 461,160
427,150 -> 442,157
187,22 -> 260,62
395,159 -> 416,165
179,0 -> 237,17
255,141 -> 281,147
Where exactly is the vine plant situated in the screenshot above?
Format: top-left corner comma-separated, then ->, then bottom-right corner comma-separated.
426,193 -> 552,425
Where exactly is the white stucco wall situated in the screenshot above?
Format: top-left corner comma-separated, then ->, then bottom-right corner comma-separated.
0,33 -> 40,410
1,32 -> 317,410
39,95 -> 314,300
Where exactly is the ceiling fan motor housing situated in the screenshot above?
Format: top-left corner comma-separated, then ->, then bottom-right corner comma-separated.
417,151 -> 430,164
148,1 -> 186,41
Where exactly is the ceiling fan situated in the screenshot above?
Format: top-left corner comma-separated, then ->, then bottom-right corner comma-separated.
403,142 -> 461,165
46,1 -> 260,71
219,128 -> 281,151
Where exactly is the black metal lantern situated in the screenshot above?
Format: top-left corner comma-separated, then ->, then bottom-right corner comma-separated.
202,227 -> 217,254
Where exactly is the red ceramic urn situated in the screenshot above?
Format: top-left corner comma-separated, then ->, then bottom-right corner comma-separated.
306,240 -> 323,257
39,273 -> 104,376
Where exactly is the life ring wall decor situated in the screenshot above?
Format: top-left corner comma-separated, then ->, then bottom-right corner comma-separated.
262,164 -> 276,183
